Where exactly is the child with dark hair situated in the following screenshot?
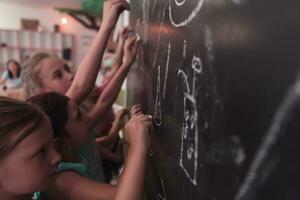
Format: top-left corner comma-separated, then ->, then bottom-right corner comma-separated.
0,59 -> 22,89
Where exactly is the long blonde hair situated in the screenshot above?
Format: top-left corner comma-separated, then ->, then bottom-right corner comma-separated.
21,53 -> 56,98
0,96 -> 45,160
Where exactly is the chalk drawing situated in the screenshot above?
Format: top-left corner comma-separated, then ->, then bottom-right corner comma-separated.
157,176 -> 167,200
234,72 -> 300,200
183,40 -> 188,59
169,0 -> 205,27
178,56 -> 204,185
152,0 -> 168,69
175,0 -> 186,6
154,65 -> 162,126
204,26 -> 215,62
152,0 -> 168,127
163,42 -> 171,98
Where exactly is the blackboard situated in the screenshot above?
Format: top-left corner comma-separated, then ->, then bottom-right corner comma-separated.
127,0 -> 300,199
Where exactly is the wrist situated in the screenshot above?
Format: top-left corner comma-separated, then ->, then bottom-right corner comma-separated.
113,120 -> 123,129
121,61 -> 133,68
130,144 -> 148,154
100,21 -> 115,32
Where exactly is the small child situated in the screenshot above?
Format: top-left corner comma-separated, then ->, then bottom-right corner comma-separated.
0,96 -> 152,200
0,96 -> 61,200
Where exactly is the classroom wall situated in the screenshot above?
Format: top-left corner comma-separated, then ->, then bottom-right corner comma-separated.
0,1 -> 97,67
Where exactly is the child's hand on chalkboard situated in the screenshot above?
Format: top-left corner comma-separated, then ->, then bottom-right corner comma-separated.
113,108 -> 129,129
102,0 -> 130,30
118,27 -> 133,45
125,112 -> 152,151
123,35 -> 140,67
130,104 -> 142,117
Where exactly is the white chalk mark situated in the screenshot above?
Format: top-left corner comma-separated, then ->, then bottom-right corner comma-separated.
183,40 -> 187,59
149,149 -> 154,157
179,92 -> 199,186
204,25 -> 215,62
232,0 -> 247,5
178,56 -> 203,186
163,43 -> 171,98
234,72 -> 300,200
178,69 -> 191,93
157,176 -> 167,200
152,1 -> 167,69
175,0 -> 186,6
154,65 -> 162,126
192,56 -> 203,96
169,0 -> 205,27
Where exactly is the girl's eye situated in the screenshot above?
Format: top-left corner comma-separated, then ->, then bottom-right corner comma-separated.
36,148 -> 46,159
53,71 -> 62,79
64,64 -> 71,73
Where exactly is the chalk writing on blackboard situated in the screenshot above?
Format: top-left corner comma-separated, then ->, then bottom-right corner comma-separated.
234,72 -> 300,200
175,0 -> 186,6
183,40 -> 188,59
204,26 -> 214,62
154,65 -> 162,126
152,0 -> 167,69
169,0 -> 205,27
179,56 -> 203,185
152,1 -> 168,127
158,176 -> 167,200
163,43 -> 171,98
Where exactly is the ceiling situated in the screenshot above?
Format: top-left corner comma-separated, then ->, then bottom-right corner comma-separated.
0,0 -> 84,8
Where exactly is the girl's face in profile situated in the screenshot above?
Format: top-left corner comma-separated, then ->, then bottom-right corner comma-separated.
38,56 -> 73,95
0,118 -> 61,195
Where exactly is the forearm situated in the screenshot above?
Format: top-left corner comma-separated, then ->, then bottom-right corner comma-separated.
67,25 -> 113,104
96,122 -> 120,145
113,41 -> 124,69
89,64 -> 130,126
115,146 -> 147,200
104,41 -> 125,84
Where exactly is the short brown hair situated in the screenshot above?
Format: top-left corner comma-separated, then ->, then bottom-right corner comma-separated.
27,92 -> 70,138
0,96 -> 46,159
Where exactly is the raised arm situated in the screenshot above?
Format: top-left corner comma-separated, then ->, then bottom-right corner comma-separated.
101,28 -> 132,86
115,112 -> 152,200
45,111 -> 151,200
66,0 -> 130,104
88,36 -> 140,128
96,108 -> 128,146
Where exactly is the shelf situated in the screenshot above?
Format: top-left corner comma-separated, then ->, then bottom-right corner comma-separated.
0,29 -> 74,69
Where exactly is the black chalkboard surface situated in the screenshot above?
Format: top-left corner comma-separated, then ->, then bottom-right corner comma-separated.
127,0 -> 300,199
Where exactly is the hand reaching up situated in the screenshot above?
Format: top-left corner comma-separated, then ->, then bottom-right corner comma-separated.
102,0 -> 130,30
123,35 -> 140,66
130,104 -> 142,118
